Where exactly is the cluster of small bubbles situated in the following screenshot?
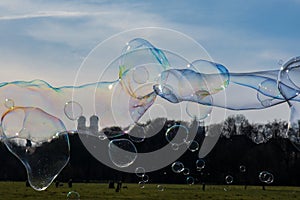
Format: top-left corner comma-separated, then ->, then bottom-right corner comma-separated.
4,98 -> 14,109
157,184 -> 165,191
225,175 -> 233,184
239,165 -> 246,173
196,159 -> 205,171
66,191 -> 80,200
171,161 -> 184,173
186,176 -> 195,185
135,167 -> 145,177
183,168 -> 190,175
64,101 -> 83,121
259,171 -> 274,184
188,140 -> 199,152
138,181 -> 146,189
108,139 -> 137,168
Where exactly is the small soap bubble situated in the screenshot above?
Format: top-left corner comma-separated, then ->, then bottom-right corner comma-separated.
196,159 -> 205,171
138,181 -> 145,189
259,171 -> 274,184
4,98 -> 14,109
239,165 -> 246,173
135,167 -> 145,177
98,133 -> 107,140
133,65 -> 149,84
64,101 -> 83,121
171,143 -> 179,150
186,176 -> 195,185
66,191 -> 80,200
183,168 -> 190,175
171,161 -> 184,173
157,184 -> 165,191
188,140 -> 199,152
142,174 -> 149,182
225,175 -> 233,184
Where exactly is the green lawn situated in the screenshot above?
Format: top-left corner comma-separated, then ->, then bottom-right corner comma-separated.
0,182 -> 299,200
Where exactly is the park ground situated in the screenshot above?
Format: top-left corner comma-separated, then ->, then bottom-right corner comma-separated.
0,182 -> 299,200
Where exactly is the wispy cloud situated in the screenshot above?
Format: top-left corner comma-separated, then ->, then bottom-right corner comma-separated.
0,11 -> 109,20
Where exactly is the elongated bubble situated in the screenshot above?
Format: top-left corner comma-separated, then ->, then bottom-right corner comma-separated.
1,37 -> 300,188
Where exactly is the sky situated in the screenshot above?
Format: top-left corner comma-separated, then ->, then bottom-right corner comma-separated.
0,0 -> 299,124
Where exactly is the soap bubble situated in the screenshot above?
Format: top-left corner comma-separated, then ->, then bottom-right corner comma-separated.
225,175 -> 233,184
188,140 -> 199,152
196,159 -> 205,171
98,133 -> 107,140
157,184 -> 165,191
108,139 -> 137,168
183,168 -> 190,175
135,167 -> 145,177
142,174 -> 149,182
128,125 -> 146,143
138,181 -> 145,189
165,125 -> 189,145
67,191 -> 80,200
186,176 -> 195,185
257,79 -> 282,107
171,143 -> 179,150
239,165 -> 246,173
171,161 -> 184,173
259,171 -> 274,184
132,65 -> 150,84
278,56 -> 300,148
4,98 -> 14,109
1,106 -> 70,191
64,101 -> 83,121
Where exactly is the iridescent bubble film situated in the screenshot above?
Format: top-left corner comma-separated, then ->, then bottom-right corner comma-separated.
0,36 -> 300,192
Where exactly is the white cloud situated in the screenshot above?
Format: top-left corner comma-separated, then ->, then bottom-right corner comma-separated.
0,11 -> 108,20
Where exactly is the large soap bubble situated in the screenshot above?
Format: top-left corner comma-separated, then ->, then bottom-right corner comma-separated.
278,56 -> 300,149
1,106 -> 70,191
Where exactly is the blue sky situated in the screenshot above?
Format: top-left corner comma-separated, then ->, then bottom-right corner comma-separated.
0,0 -> 299,123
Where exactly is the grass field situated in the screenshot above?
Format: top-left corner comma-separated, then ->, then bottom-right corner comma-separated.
0,182 -> 299,200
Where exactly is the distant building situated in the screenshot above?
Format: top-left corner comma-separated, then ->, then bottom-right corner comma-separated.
77,115 -> 99,135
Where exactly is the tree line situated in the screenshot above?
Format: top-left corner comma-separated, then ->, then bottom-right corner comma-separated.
0,115 -> 299,186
